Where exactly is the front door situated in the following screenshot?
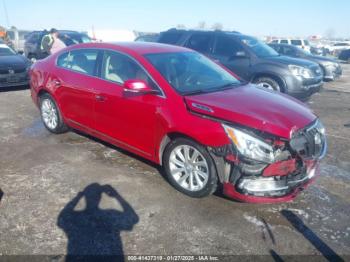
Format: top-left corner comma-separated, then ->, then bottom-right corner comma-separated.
211,35 -> 251,81
93,50 -> 164,159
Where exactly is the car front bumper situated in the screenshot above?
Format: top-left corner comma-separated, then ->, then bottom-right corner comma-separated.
323,64 -> 342,81
0,72 -> 29,88
284,75 -> 323,100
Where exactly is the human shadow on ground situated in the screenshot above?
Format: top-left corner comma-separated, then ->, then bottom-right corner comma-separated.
57,183 -> 139,262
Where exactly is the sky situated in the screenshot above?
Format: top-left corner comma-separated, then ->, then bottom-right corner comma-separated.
0,0 -> 349,38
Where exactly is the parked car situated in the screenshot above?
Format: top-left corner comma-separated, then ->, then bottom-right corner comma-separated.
325,42 -> 350,56
135,33 -> 159,42
29,42 -> 327,203
157,29 -> 323,100
338,49 -> 350,63
24,30 -> 91,59
269,43 -> 342,81
0,43 -> 31,88
271,38 -> 311,53
6,29 -> 31,52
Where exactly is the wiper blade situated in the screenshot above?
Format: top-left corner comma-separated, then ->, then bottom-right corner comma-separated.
182,89 -> 209,96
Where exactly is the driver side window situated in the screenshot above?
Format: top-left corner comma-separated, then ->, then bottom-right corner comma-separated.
214,36 -> 244,57
101,51 -> 158,89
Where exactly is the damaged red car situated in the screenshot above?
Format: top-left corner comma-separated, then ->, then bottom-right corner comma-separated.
30,42 -> 327,203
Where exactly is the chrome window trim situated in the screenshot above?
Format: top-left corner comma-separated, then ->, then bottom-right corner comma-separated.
55,47 -> 166,99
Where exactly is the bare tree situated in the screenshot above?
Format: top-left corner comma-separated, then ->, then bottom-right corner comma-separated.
197,21 -> 206,29
176,24 -> 186,29
325,28 -> 336,40
212,23 -> 223,31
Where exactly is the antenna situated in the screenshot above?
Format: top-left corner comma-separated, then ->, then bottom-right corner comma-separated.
2,0 -> 10,27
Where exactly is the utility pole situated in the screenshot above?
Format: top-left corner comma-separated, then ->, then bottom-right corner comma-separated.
2,0 -> 10,27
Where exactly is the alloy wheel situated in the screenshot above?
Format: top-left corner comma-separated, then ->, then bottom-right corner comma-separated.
41,98 -> 58,130
169,145 -> 209,192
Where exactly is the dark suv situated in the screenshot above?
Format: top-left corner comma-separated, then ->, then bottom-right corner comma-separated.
157,29 -> 323,100
24,30 -> 91,60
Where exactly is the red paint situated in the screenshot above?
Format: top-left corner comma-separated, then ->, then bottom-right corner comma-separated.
262,159 -> 297,177
30,42 -> 321,203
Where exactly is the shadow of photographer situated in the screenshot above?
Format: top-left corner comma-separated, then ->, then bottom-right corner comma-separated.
57,183 -> 139,261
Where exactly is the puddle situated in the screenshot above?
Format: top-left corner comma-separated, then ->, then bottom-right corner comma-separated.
22,118 -> 48,138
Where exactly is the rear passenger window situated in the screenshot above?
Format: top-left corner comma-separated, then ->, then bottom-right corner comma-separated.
280,40 -> 288,44
186,34 -> 212,53
291,40 -> 302,46
57,49 -> 99,76
158,32 -> 183,44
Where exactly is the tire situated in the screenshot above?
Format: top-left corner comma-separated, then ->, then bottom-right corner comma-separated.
40,93 -> 68,134
163,138 -> 218,198
253,77 -> 281,92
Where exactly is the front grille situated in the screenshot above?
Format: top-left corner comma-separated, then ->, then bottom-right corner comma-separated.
290,120 -> 327,159
0,68 -> 26,75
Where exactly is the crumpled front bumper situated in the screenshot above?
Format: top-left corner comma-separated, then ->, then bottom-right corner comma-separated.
222,160 -> 319,203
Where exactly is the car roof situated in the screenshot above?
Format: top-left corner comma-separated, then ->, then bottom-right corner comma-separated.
68,42 -> 192,55
0,44 -> 10,48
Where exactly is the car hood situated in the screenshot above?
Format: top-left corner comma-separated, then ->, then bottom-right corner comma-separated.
0,55 -> 28,69
184,85 -> 316,139
307,55 -> 338,64
262,55 -> 316,67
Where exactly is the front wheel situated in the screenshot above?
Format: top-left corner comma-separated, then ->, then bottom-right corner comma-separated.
163,138 -> 218,198
40,93 -> 68,134
253,77 -> 281,92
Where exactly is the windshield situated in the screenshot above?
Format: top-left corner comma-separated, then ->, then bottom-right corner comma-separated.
238,35 -> 279,58
0,46 -> 16,56
145,52 -> 241,95
59,34 -> 91,46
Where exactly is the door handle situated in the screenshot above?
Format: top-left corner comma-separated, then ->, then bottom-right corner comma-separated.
95,94 -> 106,102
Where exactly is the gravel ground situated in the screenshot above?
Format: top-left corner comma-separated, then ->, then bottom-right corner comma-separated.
0,64 -> 350,260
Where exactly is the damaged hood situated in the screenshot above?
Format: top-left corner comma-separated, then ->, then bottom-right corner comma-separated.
184,84 -> 316,139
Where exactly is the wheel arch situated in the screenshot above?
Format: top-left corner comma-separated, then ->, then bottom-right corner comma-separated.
252,72 -> 287,93
158,132 -> 204,166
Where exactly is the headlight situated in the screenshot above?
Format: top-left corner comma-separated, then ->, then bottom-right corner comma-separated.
222,124 -> 275,163
323,61 -> 336,68
288,65 -> 313,79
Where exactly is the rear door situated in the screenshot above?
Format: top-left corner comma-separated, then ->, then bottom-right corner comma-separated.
53,48 -> 100,130
211,35 -> 251,80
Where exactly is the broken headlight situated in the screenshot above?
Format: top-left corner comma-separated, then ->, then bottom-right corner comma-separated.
222,124 -> 275,163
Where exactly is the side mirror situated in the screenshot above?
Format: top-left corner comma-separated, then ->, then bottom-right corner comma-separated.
17,50 -> 24,55
123,80 -> 157,95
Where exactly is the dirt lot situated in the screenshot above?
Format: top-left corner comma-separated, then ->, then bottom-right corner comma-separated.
1,64 -> 350,260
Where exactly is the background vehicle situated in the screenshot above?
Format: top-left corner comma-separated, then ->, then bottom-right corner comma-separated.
157,29 -> 323,100
269,43 -> 342,81
325,42 -> 350,56
24,30 -> 91,59
0,43 -> 31,88
271,38 -> 311,52
5,28 -> 31,52
338,49 -> 350,63
30,42 -> 327,203
135,33 -> 159,42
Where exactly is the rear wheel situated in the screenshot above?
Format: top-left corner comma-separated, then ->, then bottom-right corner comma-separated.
254,77 -> 281,92
40,93 -> 68,134
163,138 -> 218,198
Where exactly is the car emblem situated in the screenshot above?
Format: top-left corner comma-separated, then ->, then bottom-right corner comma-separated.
8,69 -> 15,74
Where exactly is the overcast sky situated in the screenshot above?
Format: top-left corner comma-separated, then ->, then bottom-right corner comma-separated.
0,0 -> 348,37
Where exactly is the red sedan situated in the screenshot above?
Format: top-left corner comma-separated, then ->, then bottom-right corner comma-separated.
30,42 -> 327,203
